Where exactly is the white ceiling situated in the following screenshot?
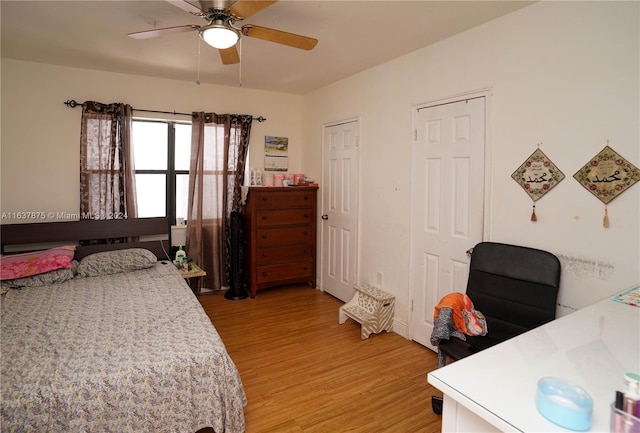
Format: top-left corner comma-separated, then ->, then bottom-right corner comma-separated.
1,1 -> 532,95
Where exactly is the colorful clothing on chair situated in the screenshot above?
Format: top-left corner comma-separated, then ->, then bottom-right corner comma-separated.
430,293 -> 488,368
433,292 -> 488,337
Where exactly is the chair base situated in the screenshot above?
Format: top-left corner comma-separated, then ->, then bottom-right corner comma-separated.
432,396 -> 443,415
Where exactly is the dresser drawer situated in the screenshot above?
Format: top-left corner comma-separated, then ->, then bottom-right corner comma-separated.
255,261 -> 314,283
256,209 -> 313,227
253,190 -> 315,209
256,226 -> 312,246
256,244 -> 313,265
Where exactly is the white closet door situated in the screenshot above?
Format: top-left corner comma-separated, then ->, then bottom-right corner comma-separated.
409,97 -> 486,349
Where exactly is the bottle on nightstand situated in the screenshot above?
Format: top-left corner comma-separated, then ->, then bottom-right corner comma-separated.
175,246 -> 186,262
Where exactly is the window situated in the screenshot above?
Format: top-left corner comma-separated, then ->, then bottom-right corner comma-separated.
132,119 -> 191,223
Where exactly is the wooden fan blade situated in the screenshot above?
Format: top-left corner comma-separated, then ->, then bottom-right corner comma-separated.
166,0 -> 203,15
242,25 -> 318,50
128,25 -> 200,39
219,46 -> 240,64
229,0 -> 277,20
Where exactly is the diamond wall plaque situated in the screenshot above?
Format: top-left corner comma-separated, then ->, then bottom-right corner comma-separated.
573,145 -> 639,204
511,147 -> 565,221
573,144 -> 640,227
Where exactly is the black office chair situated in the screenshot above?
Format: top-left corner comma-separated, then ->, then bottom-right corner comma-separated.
431,241 -> 561,414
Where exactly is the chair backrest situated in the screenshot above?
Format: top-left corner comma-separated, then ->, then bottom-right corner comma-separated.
466,242 -> 561,343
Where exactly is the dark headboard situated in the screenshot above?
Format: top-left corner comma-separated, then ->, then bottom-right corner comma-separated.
1,217 -> 170,260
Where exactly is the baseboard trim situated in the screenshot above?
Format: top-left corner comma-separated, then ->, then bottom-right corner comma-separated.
392,318 -> 408,339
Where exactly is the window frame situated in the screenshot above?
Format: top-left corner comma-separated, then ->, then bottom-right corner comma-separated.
132,118 -> 191,224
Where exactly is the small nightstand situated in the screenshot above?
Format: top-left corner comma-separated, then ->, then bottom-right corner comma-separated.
179,263 -> 207,294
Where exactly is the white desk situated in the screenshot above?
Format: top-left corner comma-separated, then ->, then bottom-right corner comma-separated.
428,288 -> 640,432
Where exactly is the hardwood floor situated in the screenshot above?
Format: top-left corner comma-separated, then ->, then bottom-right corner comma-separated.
198,285 -> 443,433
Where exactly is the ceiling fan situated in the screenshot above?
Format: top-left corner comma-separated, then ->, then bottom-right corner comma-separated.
128,0 -> 318,65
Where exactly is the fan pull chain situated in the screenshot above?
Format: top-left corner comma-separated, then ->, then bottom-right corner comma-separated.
238,38 -> 243,87
196,37 -> 201,85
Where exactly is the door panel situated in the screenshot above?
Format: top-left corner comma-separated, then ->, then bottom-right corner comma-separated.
409,97 -> 486,349
321,121 -> 359,302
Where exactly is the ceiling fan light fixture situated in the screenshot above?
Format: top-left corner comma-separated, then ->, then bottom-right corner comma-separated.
200,22 -> 239,49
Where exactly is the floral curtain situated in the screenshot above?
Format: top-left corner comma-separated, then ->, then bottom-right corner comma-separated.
186,113 -> 252,290
79,101 -> 137,220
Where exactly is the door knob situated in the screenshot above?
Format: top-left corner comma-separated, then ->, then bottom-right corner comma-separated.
321,214 -> 328,220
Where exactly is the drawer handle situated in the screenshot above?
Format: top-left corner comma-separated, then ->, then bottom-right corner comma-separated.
304,231 -> 309,236
262,272 -> 267,276
262,234 -> 267,239
262,196 -> 268,201
303,249 -> 308,253
303,266 -> 308,271
262,215 -> 268,220
303,214 -> 308,218
262,253 -> 267,257
304,196 -> 309,200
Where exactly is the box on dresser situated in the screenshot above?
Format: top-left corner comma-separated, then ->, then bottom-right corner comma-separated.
243,186 -> 318,298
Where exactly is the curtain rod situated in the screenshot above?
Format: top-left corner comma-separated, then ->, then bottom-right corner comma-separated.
63,100 -> 266,122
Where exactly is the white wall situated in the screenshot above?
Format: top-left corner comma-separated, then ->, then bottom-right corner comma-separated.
0,59 -> 303,222
301,1 -> 640,334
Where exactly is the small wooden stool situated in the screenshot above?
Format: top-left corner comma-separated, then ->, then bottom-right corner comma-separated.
339,285 -> 395,339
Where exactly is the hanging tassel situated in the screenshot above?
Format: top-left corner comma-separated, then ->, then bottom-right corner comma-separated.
531,203 -> 537,222
603,206 -> 610,228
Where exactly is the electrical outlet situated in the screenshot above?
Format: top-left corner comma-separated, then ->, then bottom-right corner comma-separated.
376,271 -> 383,285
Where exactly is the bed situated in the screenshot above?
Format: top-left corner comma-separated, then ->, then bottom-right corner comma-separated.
0,217 -> 246,433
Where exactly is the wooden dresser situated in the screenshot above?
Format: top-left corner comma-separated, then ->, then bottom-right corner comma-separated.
243,186 -> 319,298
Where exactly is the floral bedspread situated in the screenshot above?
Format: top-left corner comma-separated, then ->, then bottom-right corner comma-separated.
1,262 -> 246,433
